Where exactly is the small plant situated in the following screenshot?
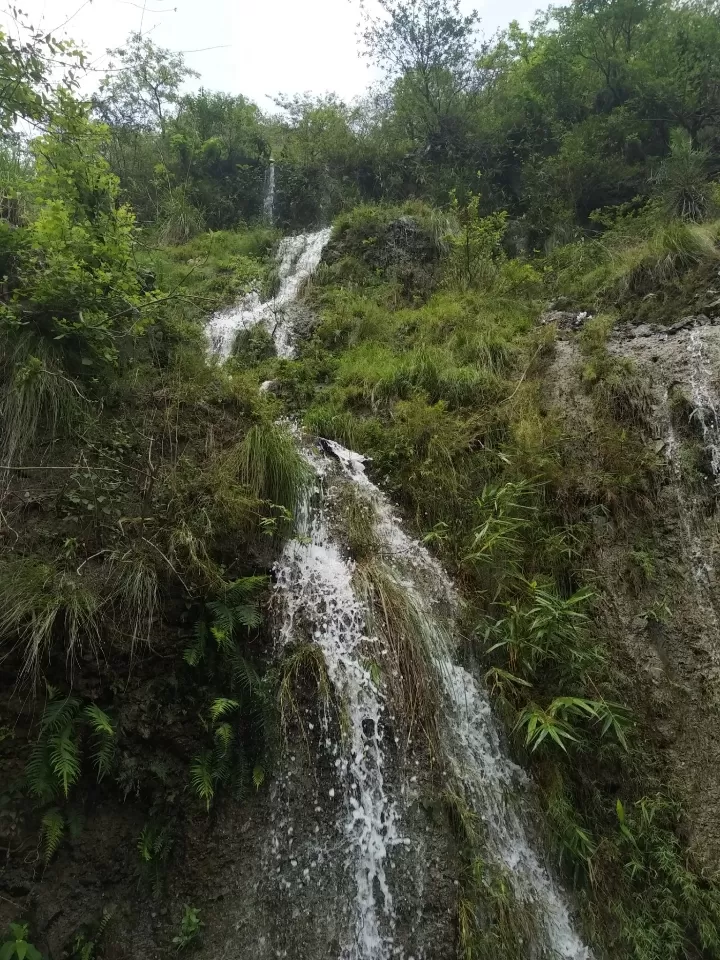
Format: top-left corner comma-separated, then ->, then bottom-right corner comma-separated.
484,582 -> 600,681
0,558 -> 102,682
1,924 -> 42,960
652,128 -> 714,223
68,907 -> 115,960
172,906 -> 203,952
26,692 -> 116,802
277,643 -> 333,735
40,808 -> 65,863
183,577 -> 266,667
515,696 -> 632,753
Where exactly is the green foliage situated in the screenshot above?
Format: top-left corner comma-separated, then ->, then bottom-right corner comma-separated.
0,924 -> 42,960
236,422 -> 312,516
444,192 -> 508,291
26,693 -> 116,802
484,582 -> 599,681
67,907 -> 114,960
40,808 -> 65,864
653,128 -> 715,222
277,643 -> 333,735
614,796 -> 720,959
515,697 -> 631,753
172,906 -> 203,952
185,578 -> 272,810
183,577 -> 266,666
457,859 -> 537,960
0,557 -> 102,681
231,323 -> 276,366
356,558 -> 445,745
137,823 -> 173,867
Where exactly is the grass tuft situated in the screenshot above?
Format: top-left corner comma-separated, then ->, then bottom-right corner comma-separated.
0,557 -> 102,681
235,422 -> 312,516
356,558 -> 446,747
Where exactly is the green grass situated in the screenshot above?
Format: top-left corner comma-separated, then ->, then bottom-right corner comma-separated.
234,421 -> 312,517
0,557 -> 103,681
143,226 -> 278,325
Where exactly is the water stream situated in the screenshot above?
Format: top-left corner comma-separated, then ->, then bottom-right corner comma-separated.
264,160 -> 276,224
689,327 -> 720,479
212,231 -> 591,960
207,227 -> 330,358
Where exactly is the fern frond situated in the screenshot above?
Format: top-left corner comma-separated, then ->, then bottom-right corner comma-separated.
49,723 -> 81,797
26,740 -> 57,802
184,620 -> 208,667
209,698 -> 239,723
223,576 -> 268,605
214,722 -> 234,753
228,647 -> 259,694
252,765 -> 265,790
40,808 -> 65,863
84,704 -> 114,737
83,704 -> 116,781
206,601 -> 234,640
230,603 -> 262,629
41,695 -> 81,733
92,734 -> 116,782
211,743 -> 233,787
190,753 -> 214,812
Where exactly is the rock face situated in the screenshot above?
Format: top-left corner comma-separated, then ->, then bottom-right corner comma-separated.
548,315 -> 720,868
322,215 -> 444,298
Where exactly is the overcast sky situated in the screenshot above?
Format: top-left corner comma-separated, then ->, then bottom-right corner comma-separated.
3,0 -> 541,110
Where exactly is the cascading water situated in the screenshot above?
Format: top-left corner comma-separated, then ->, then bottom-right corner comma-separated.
307,442 -> 593,960
689,327 -> 720,479
274,484 -> 401,960
264,160 -> 276,224
207,227 -> 331,358
212,233 -> 591,959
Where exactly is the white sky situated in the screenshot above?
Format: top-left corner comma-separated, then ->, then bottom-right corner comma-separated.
3,0 -> 541,111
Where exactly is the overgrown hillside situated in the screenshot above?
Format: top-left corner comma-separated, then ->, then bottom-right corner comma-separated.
2,2 -> 720,959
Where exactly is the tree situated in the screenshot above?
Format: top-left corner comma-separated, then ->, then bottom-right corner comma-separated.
95,33 -> 197,134
361,0 -> 482,138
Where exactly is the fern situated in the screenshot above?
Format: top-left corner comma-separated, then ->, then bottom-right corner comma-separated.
224,576 -> 268,605
229,603 -> 262,629
228,648 -> 259,694
137,825 -> 154,863
206,601 -> 235,645
184,620 -> 208,667
49,723 -> 81,797
190,753 -> 215,811
41,695 -> 81,734
84,705 -> 116,781
84,704 -> 114,736
40,808 -> 65,863
213,723 -> 234,752
252,764 -> 265,790
210,698 -> 239,722
26,740 -> 57,802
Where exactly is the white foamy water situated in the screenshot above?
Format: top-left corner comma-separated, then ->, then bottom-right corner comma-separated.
688,328 -> 720,478
217,232 -> 590,958
322,439 -> 592,960
207,227 -> 331,358
275,495 -> 400,960
264,161 -> 276,224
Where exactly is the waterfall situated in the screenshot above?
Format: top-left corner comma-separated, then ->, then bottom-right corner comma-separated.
215,232 -> 591,959
275,489 -> 401,960
289,442 -> 593,960
688,327 -> 720,479
264,160 -> 276,224
207,227 -> 331,358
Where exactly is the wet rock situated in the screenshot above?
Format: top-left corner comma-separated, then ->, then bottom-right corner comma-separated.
538,309 -> 591,330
